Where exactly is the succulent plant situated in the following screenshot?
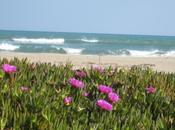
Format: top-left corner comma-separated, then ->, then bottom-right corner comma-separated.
0,58 -> 174,130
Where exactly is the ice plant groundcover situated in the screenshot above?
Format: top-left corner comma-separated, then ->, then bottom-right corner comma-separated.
0,58 -> 174,130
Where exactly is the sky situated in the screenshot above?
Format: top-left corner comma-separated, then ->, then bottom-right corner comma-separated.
0,0 -> 175,36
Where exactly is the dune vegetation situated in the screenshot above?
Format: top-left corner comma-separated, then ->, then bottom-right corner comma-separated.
0,58 -> 175,130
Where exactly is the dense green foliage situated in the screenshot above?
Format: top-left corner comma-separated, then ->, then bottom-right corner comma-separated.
0,58 -> 175,130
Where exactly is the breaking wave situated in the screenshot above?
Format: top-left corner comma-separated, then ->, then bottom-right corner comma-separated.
0,43 -> 20,51
12,38 -> 64,44
164,51 -> 175,57
81,38 -> 99,43
55,47 -> 84,54
108,49 -> 175,57
129,50 -> 160,57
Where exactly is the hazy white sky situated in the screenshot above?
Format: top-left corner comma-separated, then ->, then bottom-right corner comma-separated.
0,0 -> 175,36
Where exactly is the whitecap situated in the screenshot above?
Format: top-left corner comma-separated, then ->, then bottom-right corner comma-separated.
128,50 -> 160,57
12,38 -> 64,44
164,51 -> 175,57
81,38 -> 99,43
60,48 -> 84,54
0,43 -> 20,51
108,49 -> 163,57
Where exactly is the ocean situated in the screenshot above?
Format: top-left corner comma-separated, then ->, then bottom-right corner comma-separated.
0,30 -> 175,57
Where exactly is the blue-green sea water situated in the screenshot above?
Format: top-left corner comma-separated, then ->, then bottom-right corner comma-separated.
0,30 -> 175,56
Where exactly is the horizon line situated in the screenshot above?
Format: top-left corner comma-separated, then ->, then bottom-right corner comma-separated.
0,29 -> 175,37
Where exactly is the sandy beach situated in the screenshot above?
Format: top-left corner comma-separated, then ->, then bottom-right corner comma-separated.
0,52 -> 175,73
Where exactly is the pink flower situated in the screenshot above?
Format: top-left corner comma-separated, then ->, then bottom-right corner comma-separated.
75,70 -> 86,78
64,96 -> 72,105
2,64 -> 17,73
69,78 -> 84,88
96,99 -> 113,111
82,91 -> 89,97
146,86 -> 156,94
98,85 -> 113,94
92,64 -> 104,73
108,92 -> 120,103
20,86 -> 29,92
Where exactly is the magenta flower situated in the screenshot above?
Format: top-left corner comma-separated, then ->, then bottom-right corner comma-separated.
146,86 -> 156,94
64,96 -> 72,105
96,99 -> 113,111
75,70 -> 86,78
69,78 -> 84,88
2,64 -> 17,73
98,85 -> 113,94
92,64 -> 104,73
108,92 -> 120,103
20,86 -> 29,92
82,91 -> 89,97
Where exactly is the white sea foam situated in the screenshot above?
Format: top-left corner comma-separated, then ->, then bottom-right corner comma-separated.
117,49 -> 175,57
108,49 -> 130,56
63,48 -> 84,54
81,38 -> 99,43
129,50 -> 160,57
12,38 -> 64,44
55,47 -> 84,54
108,49 -> 169,57
0,43 -> 20,51
164,51 -> 175,57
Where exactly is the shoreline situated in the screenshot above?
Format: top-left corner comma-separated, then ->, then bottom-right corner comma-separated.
0,52 -> 175,73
